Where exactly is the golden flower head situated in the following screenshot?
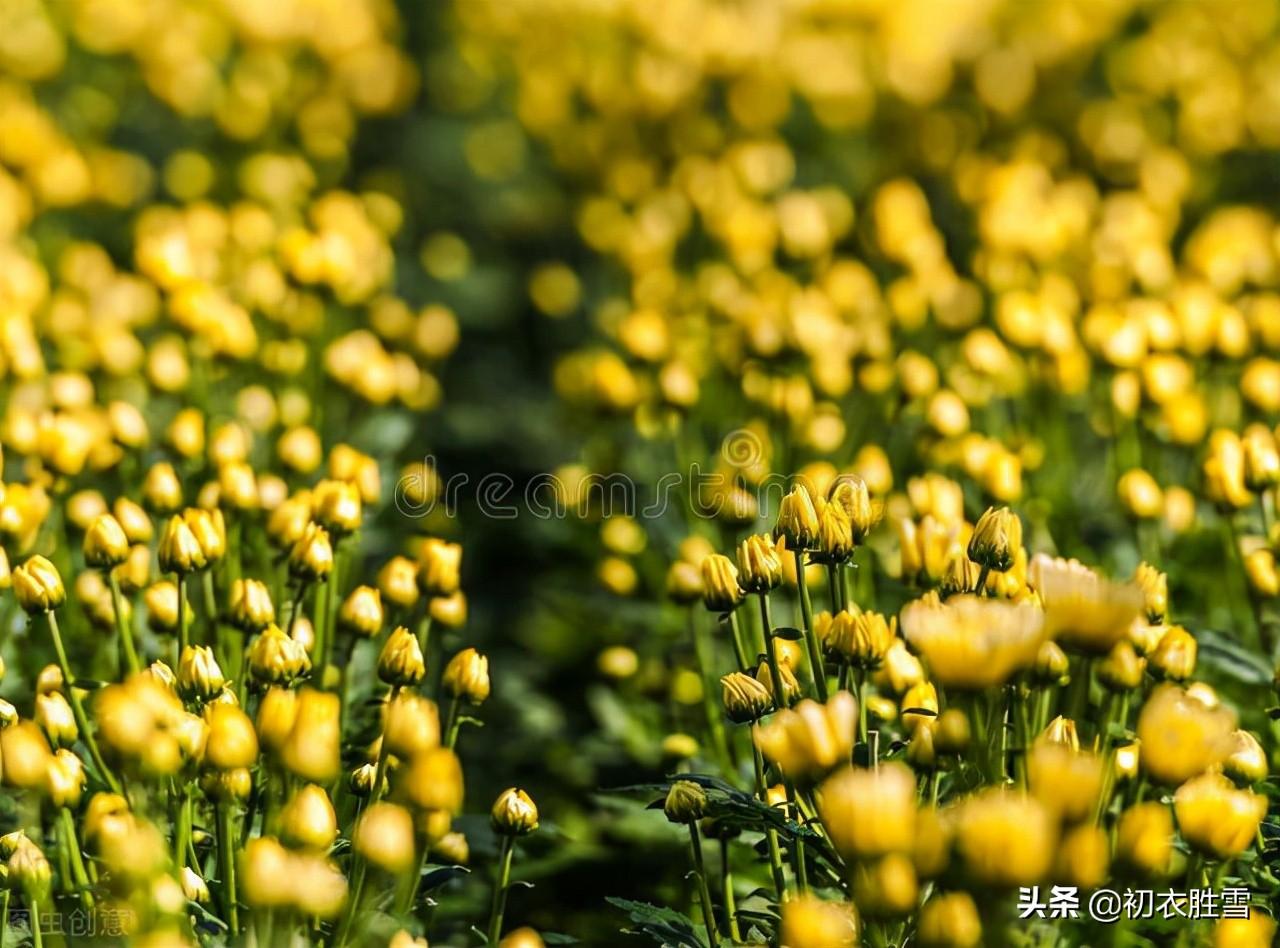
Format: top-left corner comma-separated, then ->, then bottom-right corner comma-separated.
736,533 -> 783,593
280,689 -> 341,784
1133,562 -> 1169,622
917,892 -> 982,948
35,691 -> 77,748
753,691 -> 857,784
378,625 -> 426,687
280,783 -> 339,852
1148,625 -> 1197,681
1136,684 -> 1236,785
817,762 -> 916,861
229,578 -> 275,633
721,671 -> 771,723
900,594 -> 1044,690
157,515 -> 206,575
13,556 -> 66,614
84,513 -> 130,568
828,475 -> 877,543
443,647 -> 490,705
178,645 -> 226,702
1223,729 -> 1268,785
338,585 -> 384,638
1117,469 -> 1164,520
967,506 -> 1021,572
779,894 -> 859,948
355,802 -> 417,873
417,537 -> 462,597
492,787 -> 540,835
289,522 -> 333,583
662,780 -> 706,825
955,788 -> 1056,887
774,486 -> 820,550
825,610 -> 895,668
700,554 -> 745,612
248,624 -> 312,686
204,702 -> 259,770
1029,554 -> 1144,654
1174,770 -> 1266,859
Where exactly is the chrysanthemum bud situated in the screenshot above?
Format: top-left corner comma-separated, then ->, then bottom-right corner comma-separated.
382,691 -> 440,758
181,866 -> 210,904
183,507 -> 226,562
338,585 -> 384,638
378,626 -> 426,687
736,534 -> 782,593
377,556 -> 420,609
349,763 -> 382,798
145,581 -> 183,634
432,831 -> 469,866
248,624 -> 312,685
1148,626 -> 1196,681
721,672 -> 771,723
933,708 -> 971,756
289,522 -> 333,583
113,544 -> 151,593
1174,771 -> 1266,859
355,802 -> 417,873
1039,715 -> 1079,751
443,648 -> 490,705
204,703 -> 259,770
179,645 -> 227,701
1031,641 -> 1070,686
755,659 -> 800,709
814,502 -> 854,563
1117,469 -> 1164,520
256,687 -> 299,753
967,506 -> 1021,573
229,579 -> 275,633
219,461 -> 259,511
46,749 -> 85,808
403,746 -> 465,813
1,722 -> 53,790
280,784 -> 338,852
828,479 -> 875,543
13,555 -> 65,614
779,894 -> 860,948
280,689 -> 340,783
1244,548 -> 1279,598
143,462 -> 183,513
492,787 -> 540,835
1097,641 -> 1146,691
268,496 -> 312,549
112,498 -> 153,545
1223,729 -> 1268,785
666,560 -> 703,604
826,611 -> 894,668
1116,802 -> 1173,876
8,838 -> 51,900
313,479 -> 362,536
158,516 -> 206,574
84,514 -> 130,568
700,554 -> 744,611
35,692 -> 77,748
775,487 -> 820,550
417,537 -> 461,597
918,892 -> 981,948
429,591 -> 467,628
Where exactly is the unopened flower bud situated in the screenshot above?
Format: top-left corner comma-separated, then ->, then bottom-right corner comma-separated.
145,581 -> 183,634
280,689 -> 340,783
355,802 -> 416,873
663,780 -> 706,824
1097,641 -> 1146,691
84,514 -> 129,568
13,556 -> 65,614
377,556 -> 420,609
1149,626 -> 1196,681
248,624 -> 312,686
181,866 -> 210,904
280,784 -> 338,852
378,626 -> 426,687
289,523 -> 333,583
46,749 -> 85,808
700,554 -> 744,612
775,487 -> 820,550
417,537 -> 461,597
179,645 -> 227,701
158,516 -> 206,574
443,648 -> 490,705
229,579 -> 275,633
1118,469 -> 1164,520
35,692 -> 77,748
492,787 -> 540,835
183,508 -> 226,563
339,585 -> 384,638
737,534 -> 782,593
721,672 -> 771,723
1223,729 -> 1268,785
313,479 -> 362,536
967,506 -> 1021,573
143,462 -> 183,513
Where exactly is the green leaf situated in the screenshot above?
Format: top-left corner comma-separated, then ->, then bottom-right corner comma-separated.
772,627 -> 803,641
1196,629 -> 1272,685
605,897 -> 706,948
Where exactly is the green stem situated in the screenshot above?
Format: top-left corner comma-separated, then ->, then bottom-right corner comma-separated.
108,574 -> 140,676
46,612 -> 120,794
690,608 -> 733,776
58,807 -> 93,911
416,612 -> 433,660
974,563 -> 992,596
720,839 -> 741,944
397,838 -> 430,916
758,593 -> 788,710
752,743 -> 787,901
486,835 -> 515,946
177,573 -> 189,653
443,695 -> 462,749
794,551 -> 827,701
218,802 -> 239,935
689,822 -> 718,947
784,783 -> 808,893
726,609 -> 749,672
28,897 -> 41,948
